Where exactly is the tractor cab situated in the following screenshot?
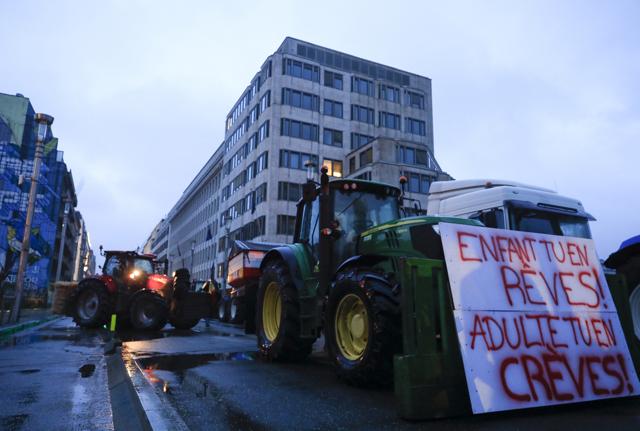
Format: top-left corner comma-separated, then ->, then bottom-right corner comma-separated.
294,170 -> 401,277
102,251 -> 155,289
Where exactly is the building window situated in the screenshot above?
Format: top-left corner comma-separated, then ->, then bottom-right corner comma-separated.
259,91 -> 271,113
278,182 -> 302,201
360,148 -> 373,166
324,70 -> 343,90
256,151 -> 269,173
379,84 -> 400,103
323,99 -> 343,118
350,133 -> 373,150
396,145 -> 434,168
249,105 -> 259,125
322,158 -> 343,177
355,171 -> 371,181
283,58 -> 320,82
349,156 -> 356,174
277,214 -> 297,235
280,150 -> 318,170
351,76 -> 374,96
280,118 -> 319,141
405,118 -> 426,136
322,128 -> 343,147
282,88 -> 319,111
379,111 -> 401,130
255,182 -> 268,204
258,120 -> 270,142
402,172 -> 432,194
350,105 -> 375,124
405,90 -> 425,109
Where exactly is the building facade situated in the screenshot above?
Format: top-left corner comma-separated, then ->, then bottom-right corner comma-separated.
0,92 -> 92,305
157,37 -> 449,283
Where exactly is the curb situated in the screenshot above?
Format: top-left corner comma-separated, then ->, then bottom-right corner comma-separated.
0,315 -> 59,338
107,346 -> 153,431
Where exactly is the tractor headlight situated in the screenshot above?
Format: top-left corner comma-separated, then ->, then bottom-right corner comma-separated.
129,269 -> 141,280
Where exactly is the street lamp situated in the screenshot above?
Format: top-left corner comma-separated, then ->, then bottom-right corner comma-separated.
10,113 -> 54,323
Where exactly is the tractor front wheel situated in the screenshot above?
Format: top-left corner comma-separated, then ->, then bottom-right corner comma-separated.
130,292 -> 168,331
73,282 -> 113,328
256,260 -> 313,361
326,269 -> 401,386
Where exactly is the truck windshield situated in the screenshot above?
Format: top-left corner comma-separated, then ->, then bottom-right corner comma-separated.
333,189 -> 400,265
509,208 -> 591,239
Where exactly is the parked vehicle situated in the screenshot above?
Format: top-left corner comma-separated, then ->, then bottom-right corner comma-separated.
426,179 -> 594,238
68,249 -> 211,330
606,235 -> 640,340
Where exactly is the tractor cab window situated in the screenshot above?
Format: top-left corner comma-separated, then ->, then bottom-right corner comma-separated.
104,255 -> 125,278
299,199 -> 320,261
333,188 -> 400,266
133,258 -> 154,274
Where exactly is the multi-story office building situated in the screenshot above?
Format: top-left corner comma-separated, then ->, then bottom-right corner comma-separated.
158,37 -> 449,283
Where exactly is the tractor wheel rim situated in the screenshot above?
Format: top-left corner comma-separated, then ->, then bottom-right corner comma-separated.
78,291 -> 99,320
262,282 -> 281,342
137,304 -> 156,327
335,293 -> 369,361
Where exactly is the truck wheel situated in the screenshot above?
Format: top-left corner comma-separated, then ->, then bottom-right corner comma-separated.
73,281 -> 113,328
217,299 -> 229,322
256,261 -> 313,361
326,269 -> 401,386
229,298 -> 244,324
130,292 -> 168,331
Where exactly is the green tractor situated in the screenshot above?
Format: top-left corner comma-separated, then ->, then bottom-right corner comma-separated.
252,166 -> 480,389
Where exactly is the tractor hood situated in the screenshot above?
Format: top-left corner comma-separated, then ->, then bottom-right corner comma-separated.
358,216 -> 482,259
147,273 -> 171,291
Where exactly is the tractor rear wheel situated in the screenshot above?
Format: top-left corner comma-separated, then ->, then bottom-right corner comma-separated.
73,281 -> 113,328
256,260 -> 313,361
326,269 -> 401,387
130,292 -> 168,331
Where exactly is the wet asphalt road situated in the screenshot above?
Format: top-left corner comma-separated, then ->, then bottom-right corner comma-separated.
0,318 -> 113,431
125,321 -> 640,431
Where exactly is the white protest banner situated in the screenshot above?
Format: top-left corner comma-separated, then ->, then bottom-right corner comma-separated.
439,222 -> 640,414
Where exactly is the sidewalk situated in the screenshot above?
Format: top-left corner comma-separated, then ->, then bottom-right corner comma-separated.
0,307 -> 58,337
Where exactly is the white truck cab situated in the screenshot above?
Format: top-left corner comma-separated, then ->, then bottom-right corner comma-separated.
426,179 -> 594,238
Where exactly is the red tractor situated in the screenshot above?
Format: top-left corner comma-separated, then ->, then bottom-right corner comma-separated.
68,249 -> 211,330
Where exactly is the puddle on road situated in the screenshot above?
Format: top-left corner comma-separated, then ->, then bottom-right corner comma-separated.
0,332 -> 83,347
79,363 -> 96,378
137,351 -> 256,394
0,414 -> 28,430
138,351 -> 256,372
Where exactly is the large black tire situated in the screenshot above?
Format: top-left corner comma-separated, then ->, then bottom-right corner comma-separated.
73,281 -> 114,328
217,299 -> 229,322
326,268 -> 401,387
256,260 -> 313,361
229,297 -> 244,324
129,292 -> 168,331
169,314 -> 200,330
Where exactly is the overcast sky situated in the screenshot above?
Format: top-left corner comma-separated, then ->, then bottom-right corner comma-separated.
1,0 -> 638,260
